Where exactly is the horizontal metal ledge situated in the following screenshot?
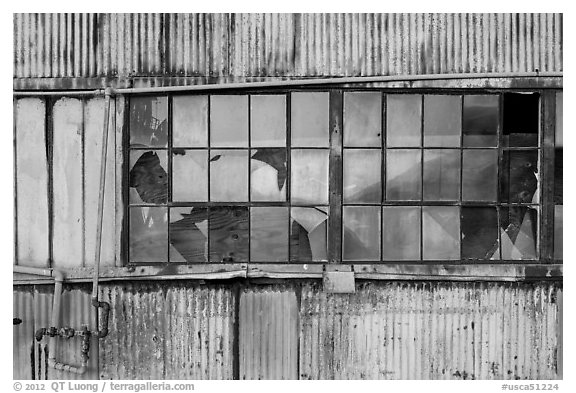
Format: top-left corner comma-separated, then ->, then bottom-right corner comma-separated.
13,263 -> 562,284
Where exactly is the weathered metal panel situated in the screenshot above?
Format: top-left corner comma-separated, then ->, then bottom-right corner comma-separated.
98,281 -> 235,379
14,13 -> 563,85
299,281 -> 561,380
13,286 -> 35,379
239,286 -> 298,380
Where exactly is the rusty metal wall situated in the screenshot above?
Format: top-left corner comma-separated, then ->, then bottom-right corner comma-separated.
14,13 -> 563,86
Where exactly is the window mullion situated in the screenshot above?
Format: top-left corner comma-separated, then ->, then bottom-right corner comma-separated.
328,90 -> 343,264
540,90 -> 556,263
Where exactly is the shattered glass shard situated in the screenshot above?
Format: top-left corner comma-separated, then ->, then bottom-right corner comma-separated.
251,149 -> 287,201
129,150 -> 168,204
290,207 -> 328,262
130,96 -> 168,148
499,207 -> 538,260
169,207 -> 209,262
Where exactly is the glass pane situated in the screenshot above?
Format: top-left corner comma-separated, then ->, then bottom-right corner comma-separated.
423,149 -> 460,201
343,206 -> 380,261
343,149 -> 381,203
251,207 -> 289,262
290,207 -> 328,262
500,150 -> 539,203
556,92 -> 563,147
172,150 -> 208,202
210,95 -> 248,147
173,95 -> 208,147
291,92 -> 329,147
129,150 -> 168,204
422,206 -> 460,260
424,95 -> 462,147
461,207 -> 499,260
503,93 -> 539,147
129,207 -> 167,262
344,92 -> 382,147
130,96 -> 168,148
554,148 -> 562,204
554,205 -> 563,259
291,149 -> 329,204
251,148 -> 287,201
169,207 -> 208,262
251,95 -> 286,147
209,206 -> 249,262
382,206 -> 421,260
210,150 -> 249,202
462,149 -> 498,202
499,207 -> 538,260
463,95 -> 499,147
386,149 -> 421,201
386,94 -> 422,147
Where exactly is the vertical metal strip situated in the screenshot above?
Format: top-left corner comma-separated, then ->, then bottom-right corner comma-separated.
420,94 -> 424,260
286,93 -> 292,263
207,95 -> 211,262
328,90 -> 343,263
540,90 -> 555,262
381,92 -> 386,261
13,97 -> 19,265
459,95 -> 464,262
247,94 -> 251,264
167,94 -> 172,263
46,97 -> 54,268
497,93 -> 504,260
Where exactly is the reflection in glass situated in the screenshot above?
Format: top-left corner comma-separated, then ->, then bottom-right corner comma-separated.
290,207 -> 328,262
463,95 -> 499,147
130,96 -> 168,147
172,150 -> 208,202
387,94 -> 422,147
291,92 -> 329,147
424,95 -> 462,147
461,207 -> 499,259
129,207 -> 167,262
129,150 -> 168,204
291,149 -> 329,204
382,206 -> 421,260
343,92 -> 382,147
343,206 -> 380,261
251,207 -> 289,262
423,149 -> 460,201
499,207 -> 538,260
173,95 -> 208,147
343,150 -> 381,203
251,95 -> 286,147
554,205 -> 562,259
251,149 -> 287,201
386,149 -> 421,201
422,206 -> 460,260
210,150 -> 249,202
503,93 -> 539,147
210,95 -> 248,147
500,150 -> 539,203
209,206 -> 249,262
462,149 -> 498,202
169,207 -> 208,262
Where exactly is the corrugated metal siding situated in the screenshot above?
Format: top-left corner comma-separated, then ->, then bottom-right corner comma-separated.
14,13 -> 563,82
13,286 -> 35,379
239,286 -> 298,379
299,281 -> 561,380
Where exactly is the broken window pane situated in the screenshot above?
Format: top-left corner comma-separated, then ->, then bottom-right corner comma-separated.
500,150 -> 539,203
250,149 -> 287,201
503,93 -> 539,147
209,206 -> 249,262
382,206 -> 421,260
461,207 -> 499,260
210,95 -> 248,147
130,96 -> 168,148
173,95 -> 208,147
462,149 -> 498,202
129,150 -> 168,204
342,206 -> 381,261
251,95 -> 286,147
129,207 -> 168,262
343,149 -> 381,204
499,207 -> 538,260
463,95 -> 499,147
250,207 -> 289,262
386,94 -> 422,147
554,205 -> 562,259
290,207 -> 328,262
291,92 -> 329,147
169,207 -> 208,262
423,149 -> 460,201
343,92 -> 382,147
556,92 -> 563,147
424,95 -> 462,147
210,150 -> 249,202
386,149 -> 421,201
291,149 -> 329,204
422,206 -> 460,260
172,150 -> 208,202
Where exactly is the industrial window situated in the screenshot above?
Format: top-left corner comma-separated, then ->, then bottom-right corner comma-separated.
126,91 -> 549,264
